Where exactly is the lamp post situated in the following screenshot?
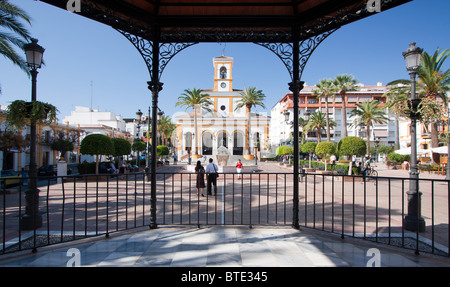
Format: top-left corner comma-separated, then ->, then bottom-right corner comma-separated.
157,108 -> 164,146
22,39 -> 45,231
145,107 -> 151,171
402,42 -> 425,233
135,109 -> 143,166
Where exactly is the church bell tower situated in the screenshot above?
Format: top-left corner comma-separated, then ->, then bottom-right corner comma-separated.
213,56 -> 233,92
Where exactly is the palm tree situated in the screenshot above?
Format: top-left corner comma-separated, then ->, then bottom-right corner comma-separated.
383,85 -> 410,149
293,117 -> 309,144
234,86 -> 266,156
305,111 -> 336,143
313,79 -> 337,141
349,100 -> 388,157
158,115 -> 176,146
175,88 -> 213,156
388,48 -> 450,150
334,74 -> 359,138
0,0 -> 32,78
418,48 -> 450,148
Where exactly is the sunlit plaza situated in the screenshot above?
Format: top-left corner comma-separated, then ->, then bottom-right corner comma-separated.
1,0 -> 450,270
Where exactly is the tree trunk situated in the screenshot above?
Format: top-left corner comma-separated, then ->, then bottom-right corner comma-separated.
342,92 -> 348,138
366,123 -> 371,157
194,106 -> 198,155
431,121 -> 439,147
395,116 -> 400,149
325,97 -> 330,142
431,121 -> 440,163
247,105 -> 252,155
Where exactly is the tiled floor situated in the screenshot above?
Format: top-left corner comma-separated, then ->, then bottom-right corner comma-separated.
0,226 -> 449,267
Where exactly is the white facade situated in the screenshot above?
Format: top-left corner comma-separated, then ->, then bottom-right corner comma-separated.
270,83 -> 398,149
62,106 -> 126,133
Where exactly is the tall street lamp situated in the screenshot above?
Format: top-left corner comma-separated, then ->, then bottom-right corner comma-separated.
145,107 -> 152,172
402,42 -> 425,233
136,109 -> 143,166
22,39 -> 45,231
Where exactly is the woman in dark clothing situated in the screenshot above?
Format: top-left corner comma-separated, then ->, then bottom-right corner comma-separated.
195,160 -> 205,197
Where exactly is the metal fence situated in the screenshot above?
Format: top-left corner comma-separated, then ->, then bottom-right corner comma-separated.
1,172 -> 449,257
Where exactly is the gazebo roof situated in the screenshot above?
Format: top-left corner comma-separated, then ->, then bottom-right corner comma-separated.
40,0 -> 411,42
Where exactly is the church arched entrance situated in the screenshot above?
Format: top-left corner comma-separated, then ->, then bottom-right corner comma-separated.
202,131 -> 213,155
217,131 -> 228,149
233,131 -> 244,155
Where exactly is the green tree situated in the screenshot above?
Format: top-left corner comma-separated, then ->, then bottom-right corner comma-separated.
383,85 -> 410,149
349,100 -> 388,157
313,79 -> 337,141
337,136 -> 366,158
378,145 -> 394,158
235,86 -> 266,156
132,139 -> 146,165
157,145 -> 169,156
0,0 -> 32,79
175,88 -> 213,156
334,74 -> 359,138
305,111 -> 336,143
388,48 -> 450,150
301,141 -> 317,168
51,139 -> 74,161
276,146 -> 293,156
158,115 -> 176,146
0,130 -> 29,160
111,138 -> 131,157
51,130 -> 75,161
297,117 -> 309,144
315,141 -> 336,171
80,134 -> 114,174
418,48 -> 450,148
337,136 -> 366,175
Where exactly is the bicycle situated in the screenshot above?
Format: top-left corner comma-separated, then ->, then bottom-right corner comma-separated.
365,166 -> 378,177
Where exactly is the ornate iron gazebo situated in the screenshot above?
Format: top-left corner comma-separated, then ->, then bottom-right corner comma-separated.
39,0 -> 411,229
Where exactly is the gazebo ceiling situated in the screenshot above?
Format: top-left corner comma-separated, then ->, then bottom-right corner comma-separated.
40,0 -> 411,42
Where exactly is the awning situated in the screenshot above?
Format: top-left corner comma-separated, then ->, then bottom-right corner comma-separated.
373,130 -> 388,138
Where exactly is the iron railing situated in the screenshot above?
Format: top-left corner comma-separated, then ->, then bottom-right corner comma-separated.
1,172 -> 449,257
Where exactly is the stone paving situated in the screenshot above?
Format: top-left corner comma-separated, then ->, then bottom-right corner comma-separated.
1,160 -> 449,267
0,225 -> 449,267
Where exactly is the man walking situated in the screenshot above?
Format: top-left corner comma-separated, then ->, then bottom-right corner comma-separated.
206,158 -> 219,196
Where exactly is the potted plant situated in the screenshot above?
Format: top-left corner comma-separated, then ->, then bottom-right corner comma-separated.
6,100 -> 57,128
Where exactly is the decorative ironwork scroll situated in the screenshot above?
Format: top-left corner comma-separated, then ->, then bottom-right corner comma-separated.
255,28 -> 337,81
117,29 -> 198,80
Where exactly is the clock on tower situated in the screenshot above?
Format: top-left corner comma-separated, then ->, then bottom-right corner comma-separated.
213,56 -> 233,92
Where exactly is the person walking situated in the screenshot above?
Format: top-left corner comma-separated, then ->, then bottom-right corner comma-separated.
118,157 -> 126,179
236,159 -> 243,179
195,160 -> 206,197
206,158 -> 219,196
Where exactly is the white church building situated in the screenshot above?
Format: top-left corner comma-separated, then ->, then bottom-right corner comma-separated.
174,56 -> 270,162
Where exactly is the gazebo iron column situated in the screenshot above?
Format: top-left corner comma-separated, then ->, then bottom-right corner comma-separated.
118,28 -> 198,229
256,28 -> 337,229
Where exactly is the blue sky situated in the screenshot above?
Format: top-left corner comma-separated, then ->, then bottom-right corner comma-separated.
1,0 -> 449,123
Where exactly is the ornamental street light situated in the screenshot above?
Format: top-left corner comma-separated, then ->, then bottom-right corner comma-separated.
135,109 -> 143,166
22,39 -> 45,231
145,107 -> 152,170
402,42 -> 425,233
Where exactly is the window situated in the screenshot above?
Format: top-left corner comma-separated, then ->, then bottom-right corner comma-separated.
220,66 -> 227,79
